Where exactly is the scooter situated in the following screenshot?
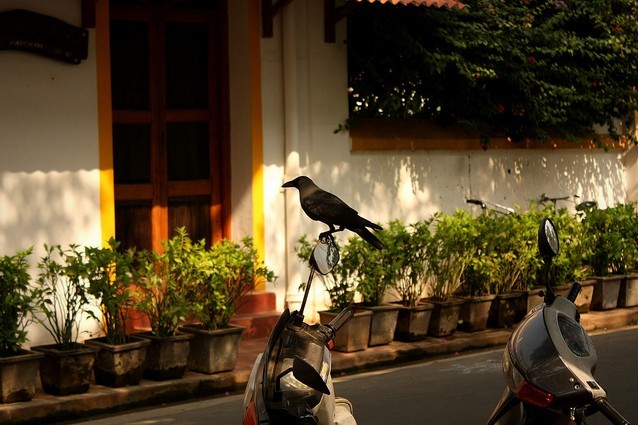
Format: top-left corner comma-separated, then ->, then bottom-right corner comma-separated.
242,234 -> 357,425
486,218 -> 631,425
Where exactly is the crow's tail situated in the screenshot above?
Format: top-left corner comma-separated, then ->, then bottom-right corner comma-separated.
351,227 -> 385,250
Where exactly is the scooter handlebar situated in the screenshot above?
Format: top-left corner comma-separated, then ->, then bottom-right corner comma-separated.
327,307 -> 354,335
595,397 -> 631,425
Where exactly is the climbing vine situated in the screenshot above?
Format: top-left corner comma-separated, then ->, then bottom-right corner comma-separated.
347,0 -> 638,146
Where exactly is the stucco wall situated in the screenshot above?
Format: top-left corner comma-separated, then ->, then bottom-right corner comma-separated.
0,0 -> 101,345
260,0 -> 630,318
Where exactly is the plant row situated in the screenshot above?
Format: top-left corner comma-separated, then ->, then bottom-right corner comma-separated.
1,227 -> 275,356
296,202 -> 638,312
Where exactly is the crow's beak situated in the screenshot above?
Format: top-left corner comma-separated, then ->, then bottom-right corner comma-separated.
282,180 -> 295,188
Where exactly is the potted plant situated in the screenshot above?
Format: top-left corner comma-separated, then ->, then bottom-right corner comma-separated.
425,210 -> 475,337
131,228 -> 197,380
487,208 -> 542,328
180,236 -> 275,374
30,244 -> 99,395
84,238 -> 150,387
386,220 -> 435,341
457,214 -> 498,332
0,248 -> 44,403
342,230 -> 400,347
583,204 -> 637,310
295,236 -> 372,353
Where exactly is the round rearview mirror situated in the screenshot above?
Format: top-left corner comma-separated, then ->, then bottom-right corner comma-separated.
538,218 -> 560,259
310,236 -> 339,275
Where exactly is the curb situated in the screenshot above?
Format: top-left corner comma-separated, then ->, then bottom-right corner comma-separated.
1,307 -> 637,424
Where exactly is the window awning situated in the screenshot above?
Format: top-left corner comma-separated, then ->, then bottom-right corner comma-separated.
262,0 -> 466,42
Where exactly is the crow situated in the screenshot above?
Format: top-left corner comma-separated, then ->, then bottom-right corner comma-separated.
282,176 -> 384,250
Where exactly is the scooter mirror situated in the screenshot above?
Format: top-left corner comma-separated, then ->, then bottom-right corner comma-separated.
538,218 -> 560,259
309,235 -> 339,276
292,356 -> 330,395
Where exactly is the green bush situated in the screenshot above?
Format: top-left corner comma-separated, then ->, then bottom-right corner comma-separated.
0,248 -> 35,356
348,0 -> 638,145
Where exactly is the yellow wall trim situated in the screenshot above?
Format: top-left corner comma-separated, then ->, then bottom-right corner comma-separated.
96,0 -> 115,245
250,0 -> 266,290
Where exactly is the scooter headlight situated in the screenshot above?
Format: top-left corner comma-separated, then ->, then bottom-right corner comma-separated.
505,346 -> 554,408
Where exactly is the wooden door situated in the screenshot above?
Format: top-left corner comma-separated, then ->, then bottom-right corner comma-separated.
110,0 -> 229,250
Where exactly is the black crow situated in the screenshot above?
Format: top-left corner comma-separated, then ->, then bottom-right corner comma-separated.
282,176 -> 384,250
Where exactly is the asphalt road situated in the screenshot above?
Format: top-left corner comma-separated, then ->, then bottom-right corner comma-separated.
66,326 -> 638,425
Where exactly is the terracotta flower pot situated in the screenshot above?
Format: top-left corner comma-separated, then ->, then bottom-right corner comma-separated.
31,343 -> 98,395
85,335 -> 150,387
458,294 -> 496,332
352,303 -> 400,346
425,298 -> 464,337
393,302 -> 434,342
135,332 -> 193,381
591,275 -> 623,310
618,273 -> 638,308
179,324 -> 245,374
0,349 -> 44,403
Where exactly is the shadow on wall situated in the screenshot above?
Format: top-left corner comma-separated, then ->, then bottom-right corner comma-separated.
343,149 -> 626,224
0,169 -> 101,253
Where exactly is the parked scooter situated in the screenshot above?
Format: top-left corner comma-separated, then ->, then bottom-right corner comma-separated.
242,234 -> 357,425
486,218 -> 630,425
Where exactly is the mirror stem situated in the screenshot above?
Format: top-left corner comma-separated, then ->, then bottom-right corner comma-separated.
299,267 -> 315,317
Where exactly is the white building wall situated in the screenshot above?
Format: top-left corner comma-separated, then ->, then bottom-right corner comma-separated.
0,0 -> 102,345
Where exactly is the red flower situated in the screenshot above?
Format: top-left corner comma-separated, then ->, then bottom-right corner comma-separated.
528,56 -> 536,63
497,104 -> 505,113
592,81 -> 599,87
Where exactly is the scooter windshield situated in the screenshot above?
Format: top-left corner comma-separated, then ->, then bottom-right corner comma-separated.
557,314 -> 590,358
508,309 -> 575,396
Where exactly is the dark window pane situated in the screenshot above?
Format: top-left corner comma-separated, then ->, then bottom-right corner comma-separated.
116,201 -> 152,251
113,124 -> 151,183
167,122 -> 209,180
111,19 -> 149,110
165,22 -> 209,109
169,196 -> 210,245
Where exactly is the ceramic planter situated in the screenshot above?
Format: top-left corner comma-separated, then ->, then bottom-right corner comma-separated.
135,332 -> 193,380
591,275 -> 623,310
574,279 -> 596,313
0,349 -> 44,403
85,335 -> 150,387
353,304 -> 400,346
318,310 -> 372,352
618,273 -> 638,308
425,298 -> 464,337
520,286 -> 545,313
458,294 -> 496,332
178,324 -> 245,374
31,343 -> 98,395
488,292 -> 526,328
393,302 -> 434,342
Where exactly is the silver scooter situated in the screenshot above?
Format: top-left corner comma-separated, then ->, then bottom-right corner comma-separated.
486,218 -> 630,425
242,235 -> 357,425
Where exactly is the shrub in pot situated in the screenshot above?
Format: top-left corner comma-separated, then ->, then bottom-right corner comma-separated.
386,220 -> 435,341
84,239 -> 150,387
180,235 -> 275,374
0,248 -> 44,403
341,230 -> 399,346
425,210 -> 476,336
583,204 -> 637,310
31,244 -> 98,395
132,228 -> 198,380
295,236 -> 371,352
